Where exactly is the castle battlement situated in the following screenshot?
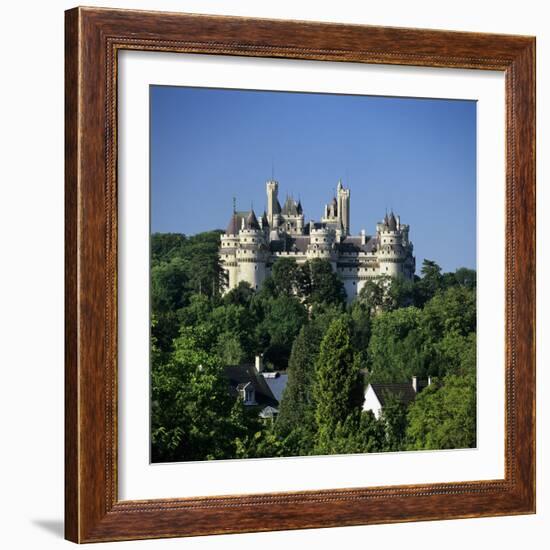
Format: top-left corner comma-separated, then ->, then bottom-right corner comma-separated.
219,180 -> 415,301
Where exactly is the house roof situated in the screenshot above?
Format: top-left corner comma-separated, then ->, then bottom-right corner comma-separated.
262,372 -> 288,403
370,382 -> 418,407
223,364 -> 278,407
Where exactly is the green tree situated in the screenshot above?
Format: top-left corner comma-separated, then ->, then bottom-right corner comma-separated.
414,259 -> 444,306
276,304 -> 345,448
214,331 -> 245,366
406,372 -> 476,450
235,424 -> 286,459
151,325 -> 261,462
275,320 -> 327,455
151,232 -> 186,263
420,286 -> 476,342
387,275 -> 415,310
314,317 -> 364,453
358,278 -> 386,315
314,410 -> 385,455
379,393 -> 408,451
209,302 -> 258,358
257,296 -> 307,369
271,257 -> 304,297
151,257 -> 189,313
358,275 -> 414,315
223,281 -> 255,307
367,306 -> 427,383
301,259 -> 347,307
453,267 -> 477,290
433,331 -> 476,378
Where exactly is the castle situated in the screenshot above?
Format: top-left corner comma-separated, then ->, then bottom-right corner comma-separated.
219,180 -> 415,302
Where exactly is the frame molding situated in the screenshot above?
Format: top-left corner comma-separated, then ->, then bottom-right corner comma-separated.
65,6 -> 535,543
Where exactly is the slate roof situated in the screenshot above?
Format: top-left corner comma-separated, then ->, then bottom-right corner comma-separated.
262,372 -> 288,403
246,209 -> 261,230
338,237 -> 362,254
370,382 -> 418,407
289,237 -> 310,253
223,364 -> 278,408
364,236 -> 378,253
336,235 -> 378,254
226,209 -> 263,233
268,236 -> 309,253
282,196 -> 300,216
225,211 -> 248,235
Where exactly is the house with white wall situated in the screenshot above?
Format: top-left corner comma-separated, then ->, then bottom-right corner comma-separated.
363,376 -> 431,419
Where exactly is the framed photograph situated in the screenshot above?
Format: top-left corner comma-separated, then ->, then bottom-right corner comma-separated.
65,7 -> 535,543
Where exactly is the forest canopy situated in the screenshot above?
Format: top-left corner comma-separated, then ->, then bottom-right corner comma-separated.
151,231 -> 476,462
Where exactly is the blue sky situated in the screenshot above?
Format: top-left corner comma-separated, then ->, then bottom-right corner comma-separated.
150,86 -> 476,273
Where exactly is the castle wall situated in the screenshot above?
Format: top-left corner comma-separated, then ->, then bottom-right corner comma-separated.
342,275 -> 358,303
227,263 -> 239,290
238,259 -> 266,291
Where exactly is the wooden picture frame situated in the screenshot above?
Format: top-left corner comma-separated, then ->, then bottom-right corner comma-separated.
65,6 -> 536,543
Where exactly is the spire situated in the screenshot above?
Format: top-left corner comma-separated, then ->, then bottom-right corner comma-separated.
246,209 -> 260,230
232,196 -> 236,214
226,212 -> 240,235
388,211 -> 397,231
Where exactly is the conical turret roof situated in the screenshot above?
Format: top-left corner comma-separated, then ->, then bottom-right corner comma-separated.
246,209 -> 260,230
226,213 -> 240,235
388,212 -> 397,230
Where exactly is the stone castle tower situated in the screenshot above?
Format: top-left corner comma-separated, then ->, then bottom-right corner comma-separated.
219,179 -> 415,302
